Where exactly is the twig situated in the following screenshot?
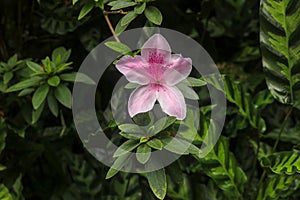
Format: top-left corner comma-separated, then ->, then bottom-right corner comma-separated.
103,10 -> 128,15
103,14 -> 120,42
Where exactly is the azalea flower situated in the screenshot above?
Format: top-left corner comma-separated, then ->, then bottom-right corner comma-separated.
115,34 -> 192,120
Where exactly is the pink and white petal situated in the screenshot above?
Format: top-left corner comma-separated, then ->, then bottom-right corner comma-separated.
116,55 -> 151,85
128,85 -> 157,118
163,54 -> 192,85
141,34 -> 171,64
157,85 -> 186,120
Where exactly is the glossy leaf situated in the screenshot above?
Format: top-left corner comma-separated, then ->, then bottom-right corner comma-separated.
105,41 -> 131,54
54,84 -> 72,109
195,136 -> 247,199
144,6 -> 163,25
260,0 -> 300,107
113,139 -> 140,157
146,168 -> 167,200
32,84 -> 49,110
260,150 -> 300,175
136,144 -> 151,164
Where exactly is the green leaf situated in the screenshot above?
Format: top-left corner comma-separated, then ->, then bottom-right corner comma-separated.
0,132 -> 7,155
144,6 -> 163,25
18,88 -> 35,96
54,84 -> 72,109
6,77 -> 42,92
160,136 -> 190,155
47,93 -> 59,117
106,153 -> 131,179
60,72 -> 95,85
121,11 -> 137,26
105,41 -> 131,54
7,54 -> 18,66
32,101 -> 45,124
195,136 -> 247,199
51,47 -> 71,64
26,61 -> 43,72
0,184 -> 13,200
136,144 -> 151,164
11,174 -> 24,200
115,19 -> 129,35
78,2 -> 94,20
3,72 -> 13,84
72,0 -> 79,5
47,76 -> 60,87
149,116 -> 176,135
110,2 -> 137,10
134,3 -> 146,14
260,150 -> 300,175
113,139 -> 140,157
260,0 -> 300,107
206,75 -> 266,132
146,168 -> 167,200
124,82 -> 139,89
147,138 -> 163,150
182,77 -> 207,87
176,83 -> 199,100
257,174 -> 300,200
67,154 -> 102,198
32,84 -> 49,110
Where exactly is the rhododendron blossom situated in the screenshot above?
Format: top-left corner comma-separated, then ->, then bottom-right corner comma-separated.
116,34 -> 192,120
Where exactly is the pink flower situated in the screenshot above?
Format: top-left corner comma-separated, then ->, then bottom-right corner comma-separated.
116,34 -> 192,120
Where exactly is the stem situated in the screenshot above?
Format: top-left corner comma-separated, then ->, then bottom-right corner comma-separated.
103,13 -> 120,42
272,106 -> 293,152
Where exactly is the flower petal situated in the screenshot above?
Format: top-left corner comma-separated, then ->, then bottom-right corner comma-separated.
163,54 -> 192,86
128,85 -> 157,117
141,34 -> 171,64
157,85 -> 186,120
116,55 -> 150,85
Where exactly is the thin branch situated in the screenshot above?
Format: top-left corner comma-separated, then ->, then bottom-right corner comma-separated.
103,14 -> 120,42
103,10 -> 128,15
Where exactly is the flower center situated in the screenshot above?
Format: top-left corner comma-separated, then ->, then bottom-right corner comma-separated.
148,51 -> 164,64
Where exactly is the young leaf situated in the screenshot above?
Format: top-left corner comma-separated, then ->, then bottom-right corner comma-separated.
47,76 -> 60,87
136,144 -> 151,164
144,6 -> 163,25
104,41 -> 131,54
54,84 -> 72,109
146,168 -> 167,200
78,2 -> 94,20
147,138 -> 163,150
32,84 -> 50,110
